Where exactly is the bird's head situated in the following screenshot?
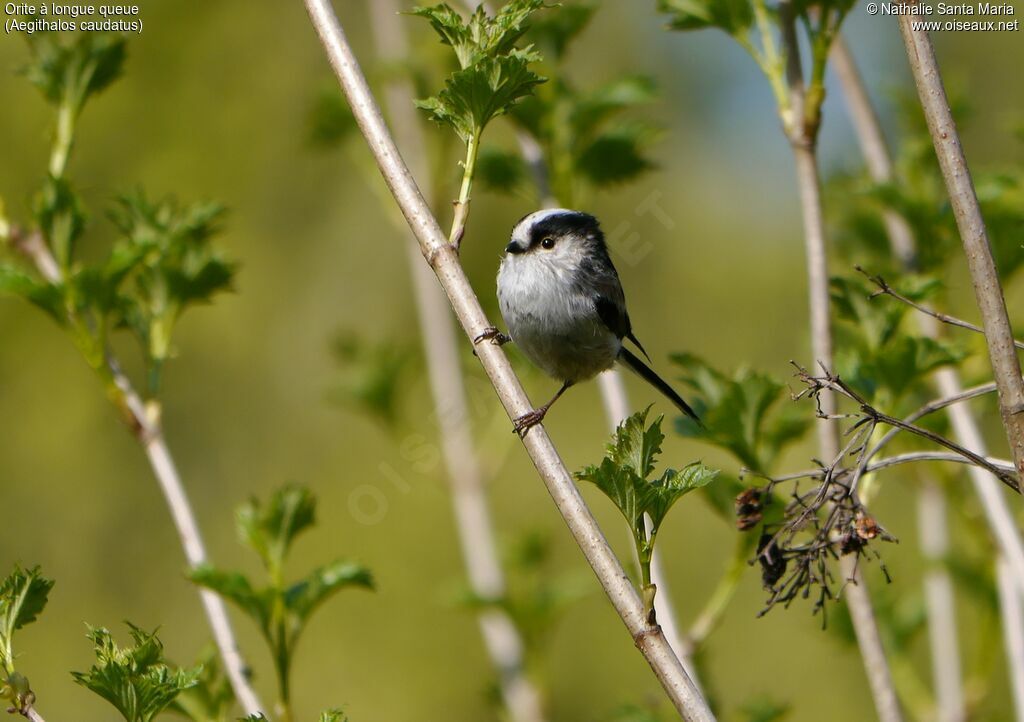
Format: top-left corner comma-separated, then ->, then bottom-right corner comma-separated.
504,209 -> 606,272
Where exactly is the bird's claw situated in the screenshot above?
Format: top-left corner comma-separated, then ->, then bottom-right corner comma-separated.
473,326 -> 510,346
512,408 -> 547,437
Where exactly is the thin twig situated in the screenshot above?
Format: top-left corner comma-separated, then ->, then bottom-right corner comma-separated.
867,379 -> 998,462
798,367 -> 1019,491
21,707 -> 46,722
899,15 -> 1024,478
301,3 -> 713,718
859,267 -> 1024,350
366,3 -> 545,720
14,229 -> 264,718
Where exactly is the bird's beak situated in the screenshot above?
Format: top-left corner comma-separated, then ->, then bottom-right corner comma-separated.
505,239 -> 526,254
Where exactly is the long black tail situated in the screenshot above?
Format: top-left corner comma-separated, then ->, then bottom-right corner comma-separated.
618,348 -> 701,424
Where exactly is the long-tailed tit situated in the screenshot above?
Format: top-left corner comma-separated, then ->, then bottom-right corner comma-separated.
478,208 -> 699,435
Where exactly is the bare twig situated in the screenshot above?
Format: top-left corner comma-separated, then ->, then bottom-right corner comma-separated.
798,367 -> 1020,491
20,707 -> 46,722
860,267 -> 1024,350
899,15 -> 1024,478
301,3 -> 712,718
14,228 -> 263,718
918,477 -> 966,722
366,3 -> 545,720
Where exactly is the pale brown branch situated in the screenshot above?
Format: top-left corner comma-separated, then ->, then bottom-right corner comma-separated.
899,15 -> 1024,479
301,2 -> 712,718
366,2 -> 544,719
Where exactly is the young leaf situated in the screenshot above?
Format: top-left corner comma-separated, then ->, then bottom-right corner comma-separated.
320,709 -> 348,722
22,33 -> 126,114
235,485 -> 316,576
168,645 -> 235,722
527,1 -> 596,60
187,567 -> 271,634
645,462 -> 718,530
330,333 -> 414,429
0,265 -> 65,324
284,560 -> 374,627
672,354 -> 810,473
0,565 -> 54,674
658,0 -> 754,35
71,624 -> 200,722
416,49 -> 544,142
412,1 -> 547,141
33,175 -> 85,272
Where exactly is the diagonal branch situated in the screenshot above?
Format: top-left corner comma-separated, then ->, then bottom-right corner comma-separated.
365,2 -> 544,720
898,15 -> 1024,478
300,2 -> 713,718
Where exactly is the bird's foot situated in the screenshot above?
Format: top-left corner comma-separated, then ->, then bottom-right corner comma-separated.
512,408 -> 547,437
473,326 -> 510,346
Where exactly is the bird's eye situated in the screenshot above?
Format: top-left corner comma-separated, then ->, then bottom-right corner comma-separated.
541,237 -> 556,250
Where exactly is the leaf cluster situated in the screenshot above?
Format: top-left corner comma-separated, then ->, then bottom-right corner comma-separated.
189,486 -> 373,705
1,35 -> 235,399
329,332 -> 415,430
168,646 -> 235,722
830,275 -> 963,411
71,624 -> 200,722
0,565 -> 53,713
576,408 -> 716,619
411,1 -> 547,142
673,354 -> 809,475
479,5 -> 660,205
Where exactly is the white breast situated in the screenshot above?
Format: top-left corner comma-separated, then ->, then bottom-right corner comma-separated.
497,254 -> 621,383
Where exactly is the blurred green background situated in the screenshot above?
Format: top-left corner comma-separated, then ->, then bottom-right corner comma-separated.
2,1 -> 1023,720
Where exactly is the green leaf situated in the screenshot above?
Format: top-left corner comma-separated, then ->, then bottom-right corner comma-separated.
238,716 -> 268,722
410,1 -> 546,69
527,1 -> 597,60
575,125 -> 657,187
168,645 -> 235,722
416,49 -> 545,142
330,333 -> 414,429
475,147 -> 529,194
604,406 -> 664,479
308,88 -> 356,148
22,33 -> 126,113
646,462 -> 718,530
188,567 -> 271,636
673,354 -> 810,472
570,76 -> 658,140
236,485 -> 316,576
33,175 -> 85,272
576,409 -> 718,536
320,709 -> 348,722
659,0 -> 754,35
0,565 -> 54,673
285,560 -> 374,626
0,265 -> 65,324
740,697 -> 790,722
71,624 -> 200,722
